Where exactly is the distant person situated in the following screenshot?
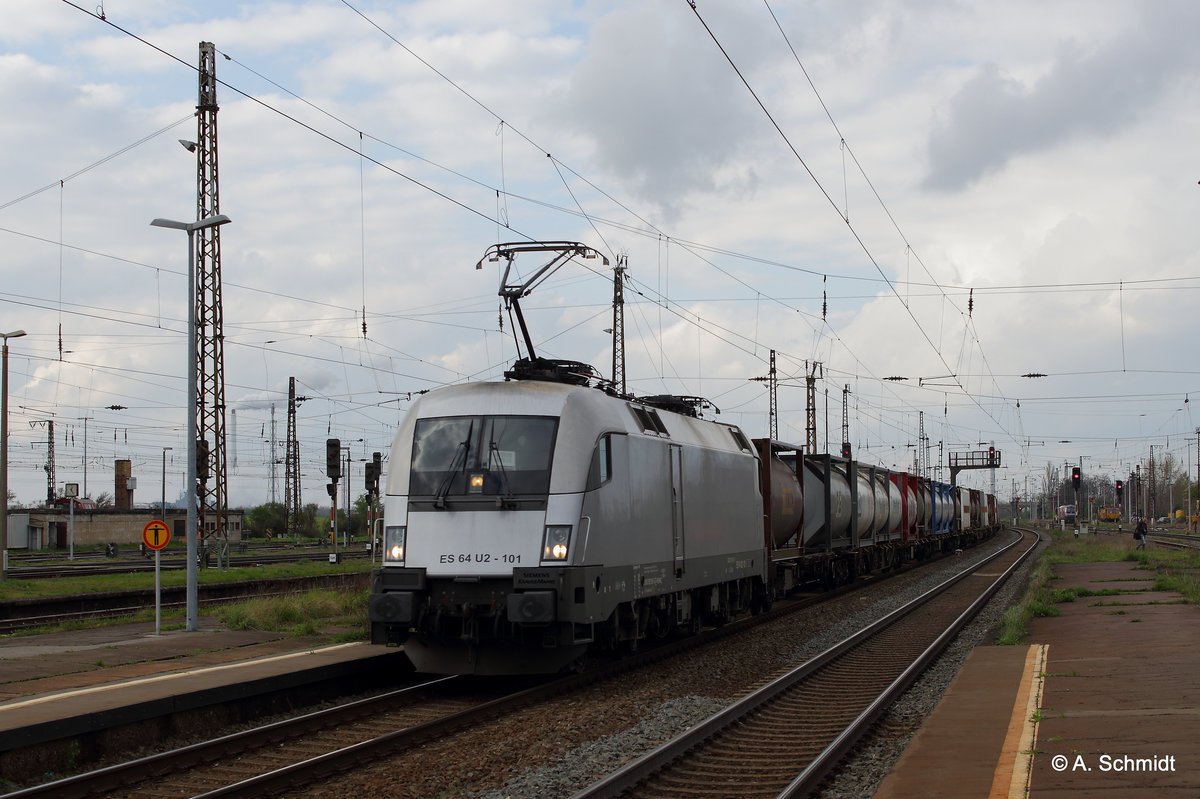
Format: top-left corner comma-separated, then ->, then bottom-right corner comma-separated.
1134,517 -> 1148,550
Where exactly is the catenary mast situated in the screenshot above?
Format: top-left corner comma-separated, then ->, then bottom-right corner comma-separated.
195,42 -> 230,563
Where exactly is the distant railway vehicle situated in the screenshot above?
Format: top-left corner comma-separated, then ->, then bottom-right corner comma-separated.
1098,506 -> 1121,522
1056,504 -> 1077,524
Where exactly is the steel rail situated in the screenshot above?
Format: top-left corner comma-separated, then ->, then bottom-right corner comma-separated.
570,528 -> 1039,799
0,676 -> 457,799
778,527 -> 1041,797
0,531 -> 1006,797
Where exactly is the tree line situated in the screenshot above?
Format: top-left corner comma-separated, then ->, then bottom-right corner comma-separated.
243,493 -> 380,541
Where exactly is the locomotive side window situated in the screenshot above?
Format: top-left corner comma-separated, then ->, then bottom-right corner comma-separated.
585,433 -> 616,490
729,426 -> 752,452
409,414 -> 558,498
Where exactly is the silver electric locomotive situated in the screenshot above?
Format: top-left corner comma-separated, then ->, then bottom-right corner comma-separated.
368,378 -> 768,675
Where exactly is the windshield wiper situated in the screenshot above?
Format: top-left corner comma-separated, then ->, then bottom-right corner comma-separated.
433,420 -> 473,509
489,440 -> 515,507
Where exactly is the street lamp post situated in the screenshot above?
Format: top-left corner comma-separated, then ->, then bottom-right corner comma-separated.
150,214 -> 231,631
1,330 -> 28,581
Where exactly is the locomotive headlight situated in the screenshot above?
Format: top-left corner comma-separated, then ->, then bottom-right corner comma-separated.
469,473 -> 484,493
384,525 -> 407,563
541,525 -> 571,562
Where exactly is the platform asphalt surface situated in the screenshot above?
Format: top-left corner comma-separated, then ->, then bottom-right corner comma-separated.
0,618 -> 402,768
875,552 -> 1200,799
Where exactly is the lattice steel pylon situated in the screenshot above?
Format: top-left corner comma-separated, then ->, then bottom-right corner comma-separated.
841,384 -> 850,458
32,420 -> 54,505
750,350 -> 778,440
45,421 -> 54,505
285,377 -> 303,538
611,257 -> 627,396
195,41 -> 230,563
805,361 -> 822,454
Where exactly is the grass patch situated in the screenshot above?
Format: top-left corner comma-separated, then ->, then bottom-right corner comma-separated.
0,559 -> 371,601
1153,569 -> 1200,604
996,557 -> 1058,645
217,589 -> 369,639
997,527 -> 1200,645
6,588 -> 372,641
1048,586 -> 1124,603
1045,534 -> 1136,566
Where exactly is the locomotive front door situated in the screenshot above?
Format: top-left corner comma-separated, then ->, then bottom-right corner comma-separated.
669,444 -> 685,576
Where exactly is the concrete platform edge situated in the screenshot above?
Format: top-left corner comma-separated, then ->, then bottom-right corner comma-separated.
0,649 -> 405,753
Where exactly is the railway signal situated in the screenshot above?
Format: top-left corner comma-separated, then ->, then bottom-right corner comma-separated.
326,438 -> 341,479
1115,479 -> 1124,502
1071,466 -> 1081,491
196,438 -> 210,482
365,451 -> 382,495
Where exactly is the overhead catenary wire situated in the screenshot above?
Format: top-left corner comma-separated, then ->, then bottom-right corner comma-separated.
687,0 -> 1025,450
17,2 -> 1182,495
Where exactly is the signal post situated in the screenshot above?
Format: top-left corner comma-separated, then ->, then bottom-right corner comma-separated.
326,438 -> 340,562
143,519 -> 172,635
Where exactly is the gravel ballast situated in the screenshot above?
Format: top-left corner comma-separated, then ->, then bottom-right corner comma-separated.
300,530 -> 1039,799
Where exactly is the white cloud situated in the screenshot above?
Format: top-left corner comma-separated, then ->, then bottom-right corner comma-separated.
2,0 -> 1199,508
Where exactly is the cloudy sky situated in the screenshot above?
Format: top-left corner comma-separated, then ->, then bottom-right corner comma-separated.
3,0 -> 1199,511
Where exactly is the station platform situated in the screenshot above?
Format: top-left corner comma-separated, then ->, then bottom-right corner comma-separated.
874,559 -> 1200,799
0,619 -> 408,780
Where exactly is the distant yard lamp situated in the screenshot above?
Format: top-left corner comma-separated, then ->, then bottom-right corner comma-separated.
150,214 -> 231,630
1,329 -> 27,582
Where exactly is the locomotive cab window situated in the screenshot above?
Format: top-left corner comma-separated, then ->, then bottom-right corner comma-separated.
409,415 -> 558,499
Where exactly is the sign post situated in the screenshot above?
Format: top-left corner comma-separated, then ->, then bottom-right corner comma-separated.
142,520 -> 171,635
65,483 -> 79,560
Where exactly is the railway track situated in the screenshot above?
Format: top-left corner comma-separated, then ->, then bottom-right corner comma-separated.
0,571 -> 369,634
1,675 -> 484,799
1146,531 -> 1200,550
4,547 -> 370,580
1,531 -> 1020,798
570,528 -> 1040,799
0,585 -> 855,797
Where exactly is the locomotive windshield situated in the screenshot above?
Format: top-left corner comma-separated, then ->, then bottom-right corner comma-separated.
409,415 -> 558,498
